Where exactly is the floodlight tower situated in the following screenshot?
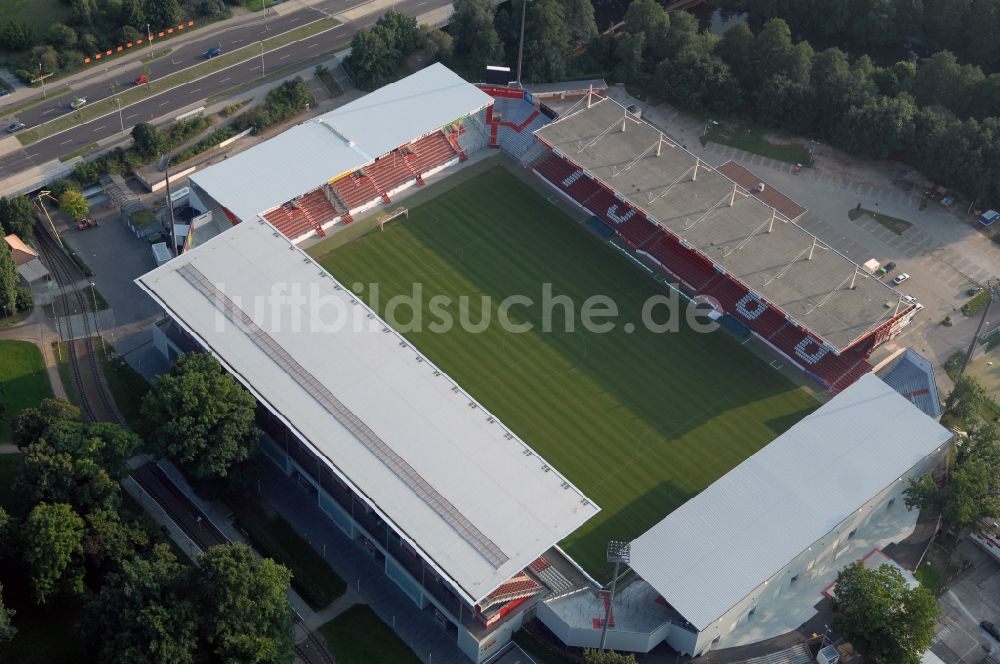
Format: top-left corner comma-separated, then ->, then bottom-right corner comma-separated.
599,540 -> 630,652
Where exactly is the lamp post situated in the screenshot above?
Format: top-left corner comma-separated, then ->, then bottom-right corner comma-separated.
260,41 -> 265,79
147,23 -> 153,56
703,119 -> 719,136
599,540 -> 630,652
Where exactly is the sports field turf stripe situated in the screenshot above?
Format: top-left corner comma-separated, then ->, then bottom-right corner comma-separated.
320,166 -> 818,576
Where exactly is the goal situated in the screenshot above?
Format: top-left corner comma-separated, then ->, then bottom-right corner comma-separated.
377,207 -> 409,231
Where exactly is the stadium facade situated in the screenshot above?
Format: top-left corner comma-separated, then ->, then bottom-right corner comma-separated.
139,65 -> 953,661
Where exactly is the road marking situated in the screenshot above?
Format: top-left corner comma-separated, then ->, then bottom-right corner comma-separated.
289,17 -> 299,22
232,39 -> 243,43
61,139 -> 73,145
251,65 -> 261,71
308,42 -> 320,48
279,54 -> 290,60
27,153 -> 38,159
92,125 -> 106,132
43,108 -> 57,115
219,77 -> 231,83
159,101 -> 170,106
126,113 -> 138,119
416,1 -> 426,5
190,88 -> 201,93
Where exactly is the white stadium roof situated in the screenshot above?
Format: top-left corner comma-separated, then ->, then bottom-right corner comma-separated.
189,63 -> 491,223
136,220 -> 598,604
629,374 -> 951,632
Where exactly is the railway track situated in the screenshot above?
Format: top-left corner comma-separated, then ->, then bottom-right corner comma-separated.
36,218 -> 332,664
34,221 -> 121,425
133,463 -> 334,664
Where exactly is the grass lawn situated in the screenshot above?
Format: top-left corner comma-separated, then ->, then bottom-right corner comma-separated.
962,289 -> 992,317
51,342 -> 79,408
318,605 -> 420,664
848,207 -> 912,235
226,488 -> 346,609
703,120 -> 813,166
315,66 -> 344,98
0,0 -> 71,35
17,17 -> 341,145
0,340 -> 53,442
58,143 -> 99,162
0,308 -> 31,330
318,166 -> 818,576
914,544 -> 961,596
100,350 -> 149,428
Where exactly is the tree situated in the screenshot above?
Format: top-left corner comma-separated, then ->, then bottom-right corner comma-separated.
451,0 -> 503,77
12,398 -> 82,447
833,562 -> 939,664
906,425 -> 999,532
140,353 -> 259,481
583,649 -> 637,664
612,32 -> 644,83
0,195 -> 38,237
523,0 -> 572,82
144,0 -> 181,29
23,502 -> 86,604
82,543 -> 198,663
752,18 -> 797,87
0,242 -> 17,318
834,94 -> 917,159
58,190 -> 89,222
121,0 -> 145,28
0,19 -> 34,51
622,0 -> 670,63
754,74 -> 817,134
562,0 -> 598,45
718,23 -> 755,87
197,543 -> 293,664
0,582 -> 14,643
421,25 -> 453,63
944,375 -> 989,425
46,23 -> 77,48
655,48 -> 741,113
131,122 -> 163,160
83,508 -> 151,572
71,0 -> 100,25
346,28 -> 393,90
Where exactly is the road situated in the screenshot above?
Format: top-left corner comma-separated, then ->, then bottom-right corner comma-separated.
0,0 -> 448,177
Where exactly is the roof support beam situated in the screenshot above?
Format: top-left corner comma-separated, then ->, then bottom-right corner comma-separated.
804,272 -> 855,315
724,214 -> 773,258
577,115 -> 628,154
763,243 -> 812,286
613,135 -> 674,178
647,163 -> 696,204
685,189 -> 743,231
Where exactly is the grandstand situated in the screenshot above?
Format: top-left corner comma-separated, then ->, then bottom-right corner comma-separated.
533,94 -> 917,391
185,63 -> 492,243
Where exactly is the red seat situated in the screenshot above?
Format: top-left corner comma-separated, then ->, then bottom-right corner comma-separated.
263,189 -> 337,239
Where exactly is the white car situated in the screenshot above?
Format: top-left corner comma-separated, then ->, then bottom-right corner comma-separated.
902,294 -> 916,304
69,97 -> 87,109
893,272 -> 910,285
913,302 -> 924,312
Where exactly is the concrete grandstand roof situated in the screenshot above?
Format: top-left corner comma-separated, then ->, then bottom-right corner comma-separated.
629,374 -> 951,632
189,63 -> 491,223
535,97 -> 909,351
135,220 -> 598,605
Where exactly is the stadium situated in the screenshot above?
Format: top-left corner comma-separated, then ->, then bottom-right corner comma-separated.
137,64 -> 950,661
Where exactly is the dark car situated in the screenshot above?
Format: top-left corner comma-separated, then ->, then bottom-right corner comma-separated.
204,47 -> 222,58
878,261 -> 897,276
968,286 -> 984,296
983,621 -> 1000,641
4,121 -> 25,133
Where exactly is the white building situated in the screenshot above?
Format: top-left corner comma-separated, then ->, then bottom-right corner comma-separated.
628,373 -> 953,656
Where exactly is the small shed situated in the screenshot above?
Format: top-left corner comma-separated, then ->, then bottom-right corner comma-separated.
4,234 -> 49,283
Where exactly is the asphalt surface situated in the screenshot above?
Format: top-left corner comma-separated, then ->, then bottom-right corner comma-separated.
0,0 -> 449,177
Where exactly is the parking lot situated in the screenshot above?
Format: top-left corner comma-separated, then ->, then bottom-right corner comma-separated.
932,542 -> 1000,664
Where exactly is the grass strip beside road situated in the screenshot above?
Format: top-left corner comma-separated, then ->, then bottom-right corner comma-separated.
141,47 -> 173,63
226,488 -> 346,609
58,142 -> 100,162
17,17 -> 340,146
703,121 -> 814,166
0,85 -> 73,118
318,605 -> 421,664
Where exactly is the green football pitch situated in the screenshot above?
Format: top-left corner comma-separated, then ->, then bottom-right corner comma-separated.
317,165 -> 818,577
